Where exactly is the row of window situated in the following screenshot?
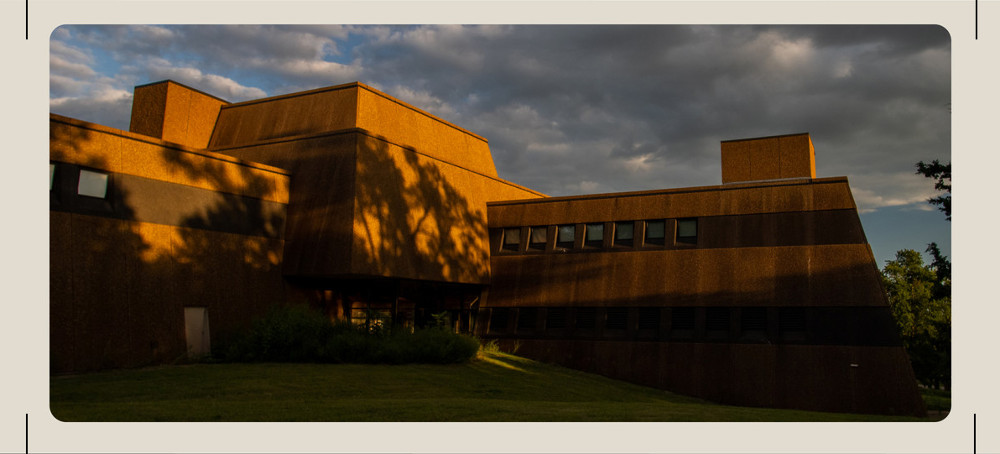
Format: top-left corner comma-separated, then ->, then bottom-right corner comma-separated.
51,162 -> 110,199
486,306 -> 804,343
499,218 -> 697,253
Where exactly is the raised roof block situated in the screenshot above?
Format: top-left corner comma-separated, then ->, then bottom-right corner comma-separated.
129,80 -> 230,149
721,133 -> 816,183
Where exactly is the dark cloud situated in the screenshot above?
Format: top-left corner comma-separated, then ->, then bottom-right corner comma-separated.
48,24 -> 950,262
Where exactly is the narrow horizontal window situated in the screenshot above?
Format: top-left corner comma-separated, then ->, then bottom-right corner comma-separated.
741,307 -> 769,342
546,308 -> 568,329
645,220 -> 665,245
502,228 -> 521,252
576,307 -> 597,329
585,223 -> 604,247
528,226 -> 547,250
605,307 -> 628,330
676,218 -> 698,244
489,309 -> 510,334
706,307 -> 730,332
556,224 -> 575,248
77,169 -> 108,199
671,307 -> 695,331
614,222 -> 634,247
741,307 -> 768,332
517,308 -> 538,331
638,307 -> 660,330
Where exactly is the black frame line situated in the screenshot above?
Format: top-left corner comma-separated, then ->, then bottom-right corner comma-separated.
25,0 -> 28,40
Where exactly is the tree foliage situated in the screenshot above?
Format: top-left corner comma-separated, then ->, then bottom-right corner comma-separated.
915,160 -> 951,220
882,249 -> 951,389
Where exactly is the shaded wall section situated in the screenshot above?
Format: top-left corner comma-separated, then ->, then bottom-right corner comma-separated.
480,178 -> 924,416
50,115 -> 299,373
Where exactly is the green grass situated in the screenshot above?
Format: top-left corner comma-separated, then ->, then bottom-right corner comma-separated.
51,352 -> 931,422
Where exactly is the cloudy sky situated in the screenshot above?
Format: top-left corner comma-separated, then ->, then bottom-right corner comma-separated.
49,24 -> 951,265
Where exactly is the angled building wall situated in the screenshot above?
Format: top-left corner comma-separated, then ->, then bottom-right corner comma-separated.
479,136 -> 926,417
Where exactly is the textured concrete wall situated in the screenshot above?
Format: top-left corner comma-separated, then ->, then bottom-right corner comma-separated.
50,115 -> 295,373
355,84 -> 499,177
501,338 -> 925,417
209,84 -> 359,149
215,127 -> 542,283
721,133 -> 816,183
129,81 -> 230,149
481,176 -> 924,416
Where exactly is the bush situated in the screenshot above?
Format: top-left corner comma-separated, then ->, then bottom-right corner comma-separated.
218,305 -> 479,364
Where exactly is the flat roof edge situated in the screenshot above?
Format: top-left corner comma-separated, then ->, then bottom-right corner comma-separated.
487,176 -> 849,206
50,113 -> 291,177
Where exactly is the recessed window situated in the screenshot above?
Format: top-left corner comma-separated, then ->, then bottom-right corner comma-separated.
676,218 -> 698,244
638,307 -> 660,330
77,169 -> 109,199
779,307 -> 806,342
576,307 -> 597,330
585,223 -> 604,247
546,308 -> 568,329
614,221 -> 634,247
706,307 -> 730,332
517,307 -> 537,331
556,224 -> 575,248
670,307 -> 695,339
645,220 -> 665,246
605,307 -> 628,330
489,308 -> 511,334
741,307 -> 768,342
528,226 -> 547,250
502,228 -> 521,252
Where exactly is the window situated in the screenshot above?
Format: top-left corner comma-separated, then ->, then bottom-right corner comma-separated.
50,163 -> 56,191
502,228 -> 521,252
779,307 -> 806,342
676,218 -> 698,245
706,307 -> 730,340
670,307 -> 695,339
546,307 -> 568,329
517,307 -> 537,331
489,308 -> 511,334
740,307 -> 768,342
585,223 -> 604,247
605,307 -> 628,330
706,307 -> 730,333
638,307 -> 660,330
575,307 -> 597,330
556,224 -> 576,248
528,226 -> 547,250
78,169 -> 109,199
614,221 -> 634,247
645,220 -> 665,246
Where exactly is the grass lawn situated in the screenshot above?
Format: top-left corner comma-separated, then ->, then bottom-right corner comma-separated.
50,352 -> 937,422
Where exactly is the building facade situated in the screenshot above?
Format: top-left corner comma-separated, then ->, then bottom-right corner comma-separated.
50,80 -> 925,417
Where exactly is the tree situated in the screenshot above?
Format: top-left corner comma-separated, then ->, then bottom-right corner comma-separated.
915,160 -> 951,220
882,249 -> 951,389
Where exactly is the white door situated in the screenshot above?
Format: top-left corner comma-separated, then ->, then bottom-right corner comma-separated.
184,307 -> 210,358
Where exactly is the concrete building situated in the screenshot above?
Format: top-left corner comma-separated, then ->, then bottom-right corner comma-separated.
50,80 -> 925,417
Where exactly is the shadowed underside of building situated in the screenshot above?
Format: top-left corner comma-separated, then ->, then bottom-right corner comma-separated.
50,80 -> 925,417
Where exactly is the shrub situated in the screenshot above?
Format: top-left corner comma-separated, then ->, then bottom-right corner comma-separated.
218,304 -> 479,364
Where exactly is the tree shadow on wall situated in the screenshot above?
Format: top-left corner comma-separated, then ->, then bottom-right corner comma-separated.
351,133 -> 490,285
50,117 -> 293,373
